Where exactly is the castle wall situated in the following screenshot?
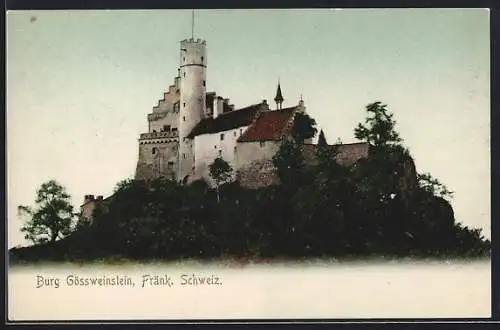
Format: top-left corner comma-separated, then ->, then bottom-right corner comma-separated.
192,126 -> 248,184
301,143 -> 370,167
149,111 -> 180,134
236,140 -> 281,170
237,159 -> 279,189
80,195 -> 105,222
236,141 -> 281,188
81,201 -> 98,221
135,134 -> 179,181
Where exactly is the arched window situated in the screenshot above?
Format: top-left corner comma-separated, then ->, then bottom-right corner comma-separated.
152,147 -> 157,155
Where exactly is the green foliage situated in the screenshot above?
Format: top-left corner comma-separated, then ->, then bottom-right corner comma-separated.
272,139 -> 305,185
317,129 -> 328,147
113,178 -> 136,193
209,157 -> 233,202
291,112 -> 318,143
11,168 -> 489,262
354,101 -> 402,147
10,101 -> 489,262
417,172 -> 454,199
209,158 -> 233,185
18,180 -> 75,245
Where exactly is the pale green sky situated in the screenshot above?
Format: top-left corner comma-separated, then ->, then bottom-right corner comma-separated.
6,9 -> 490,247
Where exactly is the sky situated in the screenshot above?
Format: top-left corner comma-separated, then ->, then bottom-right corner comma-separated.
6,9 -> 490,247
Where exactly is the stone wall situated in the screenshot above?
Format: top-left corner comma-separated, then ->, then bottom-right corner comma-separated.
149,111 -> 180,134
237,159 -> 279,189
398,154 -> 418,200
236,141 -> 281,189
236,140 -> 281,170
302,142 -> 370,166
80,195 -> 104,222
135,139 -> 179,181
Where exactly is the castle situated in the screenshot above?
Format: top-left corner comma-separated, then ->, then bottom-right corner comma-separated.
133,36 -> 370,188
80,34 -> 407,219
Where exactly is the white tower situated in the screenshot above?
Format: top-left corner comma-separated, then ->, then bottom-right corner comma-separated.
178,37 -> 207,182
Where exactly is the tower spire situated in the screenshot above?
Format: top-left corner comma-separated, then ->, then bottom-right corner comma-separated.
274,80 -> 284,110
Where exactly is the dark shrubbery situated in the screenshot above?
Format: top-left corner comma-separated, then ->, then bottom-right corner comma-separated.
10,150 -> 490,263
9,103 -> 490,263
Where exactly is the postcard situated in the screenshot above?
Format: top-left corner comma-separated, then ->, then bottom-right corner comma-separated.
6,8 -> 491,321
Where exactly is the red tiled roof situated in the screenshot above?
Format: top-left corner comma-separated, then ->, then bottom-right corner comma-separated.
187,103 -> 264,138
237,106 -> 298,142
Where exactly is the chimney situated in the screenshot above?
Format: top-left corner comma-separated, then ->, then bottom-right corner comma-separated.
84,194 -> 95,204
262,99 -> 270,111
222,98 -> 231,114
214,96 -> 224,119
229,104 -> 235,112
97,195 -> 103,201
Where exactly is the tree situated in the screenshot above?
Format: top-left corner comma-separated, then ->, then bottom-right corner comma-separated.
209,157 -> 233,202
291,112 -> 318,143
317,129 -> 328,147
354,101 -> 402,147
113,178 -> 136,193
272,138 -> 305,185
417,172 -> 454,199
18,180 -> 75,245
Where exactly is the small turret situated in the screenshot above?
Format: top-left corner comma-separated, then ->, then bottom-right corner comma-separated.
274,81 -> 284,110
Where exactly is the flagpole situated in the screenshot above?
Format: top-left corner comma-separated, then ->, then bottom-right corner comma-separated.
191,10 -> 194,39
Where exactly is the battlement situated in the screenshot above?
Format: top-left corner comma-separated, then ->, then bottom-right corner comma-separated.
82,194 -> 104,206
148,112 -> 167,121
180,38 -> 206,45
140,131 -> 179,140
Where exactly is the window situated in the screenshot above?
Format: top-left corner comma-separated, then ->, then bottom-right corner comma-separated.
218,150 -> 222,157
167,161 -> 174,169
183,72 -> 186,77
234,146 -> 237,154
214,145 -> 217,149
183,102 -> 186,107
163,125 -> 171,132
183,57 -> 185,62
183,153 -> 186,159
152,147 -> 157,155
233,131 -> 237,137
260,141 -> 265,147
203,80 -> 206,87
183,116 -> 186,122
220,133 -> 224,141
172,128 -> 178,133
201,56 -> 204,62
240,129 -> 243,135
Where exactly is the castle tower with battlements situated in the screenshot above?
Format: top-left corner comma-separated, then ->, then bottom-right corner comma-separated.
178,38 -> 207,182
